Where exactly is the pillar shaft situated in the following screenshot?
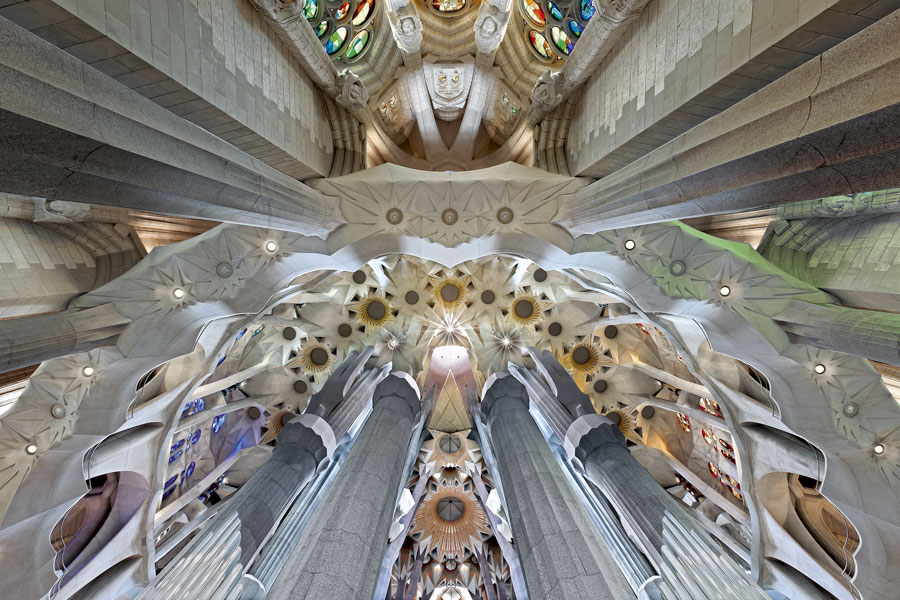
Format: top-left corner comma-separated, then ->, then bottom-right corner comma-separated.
268,373 -> 421,600
0,304 -> 129,372
482,376 -> 633,600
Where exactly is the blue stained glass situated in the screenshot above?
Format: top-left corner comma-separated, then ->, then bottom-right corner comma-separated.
212,413 -> 226,433
235,328 -> 247,340
164,474 -> 178,489
195,399 -> 205,413
216,356 -> 226,367
252,325 -> 266,337
580,0 -> 595,20
168,449 -> 183,464
190,429 -> 202,445
185,462 -> 196,479
547,1 -> 563,20
170,439 -> 184,453
569,19 -> 584,37
162,487 -> 176,500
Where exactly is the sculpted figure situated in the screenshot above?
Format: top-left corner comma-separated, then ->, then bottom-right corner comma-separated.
336,69 -> 369,111
530,69 -> 564,112
256,0 -> 303,21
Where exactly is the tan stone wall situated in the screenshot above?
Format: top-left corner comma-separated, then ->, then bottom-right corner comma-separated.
566,0 -> 892,177
1,0 -> 334,178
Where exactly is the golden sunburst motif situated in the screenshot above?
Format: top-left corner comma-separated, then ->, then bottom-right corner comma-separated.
507,292 -> 545,328
566,342 -> 602,375
296,343 -> 333,374
351,294 -> 394,328
259,409 -> 296,445
602,408 -> 638,441
431,276 -> 471,311
412,484 -> 491,560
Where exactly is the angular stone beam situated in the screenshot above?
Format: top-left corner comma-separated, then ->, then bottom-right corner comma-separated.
776,301 -> 900,367
557,10 -> 900,233
0,16 -> 341,236
528,0 -> 650,125
0,305 -> 129,373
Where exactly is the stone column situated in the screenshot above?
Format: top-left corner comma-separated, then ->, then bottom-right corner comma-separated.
268,372 -> 421,600
564,414 -> 694,570
0,304 -> 130,372
481,375 -> 633,600
776,300 -> 900,366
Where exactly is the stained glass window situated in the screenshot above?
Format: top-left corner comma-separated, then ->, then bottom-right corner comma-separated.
676,412 -> 691,432
522,0 -> 593,61
304,0 -> 319,20
432,0 -> 466,12
319,0 -> 377,62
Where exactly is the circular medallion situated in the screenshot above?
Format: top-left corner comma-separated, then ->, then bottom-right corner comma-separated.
497,207 -> 514,224
604,325 -> 618,339
548,322 -> 562,336
440,284 -> 460,303
247,406 -> 262,419
50,404 -> 66,419
386,208 -> 403,224
338,323 -> 353,337
514,299 -> 534,319
533,268 -> 547,282
366,300 -> 386,320
215,262 -> 234,278
441,208 -> 459,225
352,270 -> 366,284
605,411 -> 622,425
593,379 -> 607,393
572,346 -> 591,365
436,497 -> 465,522
310,347 -> 330,366
669,260 -> 686,276
282,327 -> 297,340
481,290 -> 495,304
405,291 -> 420,305
293,380 -> 309,394
641,405 -> 656,419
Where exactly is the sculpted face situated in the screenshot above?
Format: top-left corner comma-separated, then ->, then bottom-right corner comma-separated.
481,16 -> 497,35
400,16 -> 416,35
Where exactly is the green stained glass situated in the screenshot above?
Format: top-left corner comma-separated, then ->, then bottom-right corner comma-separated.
304,0 -> 318,20
325,26 -> 348,55
344,29 -> 370,59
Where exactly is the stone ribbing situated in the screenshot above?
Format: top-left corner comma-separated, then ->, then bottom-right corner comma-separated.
268,374 -> 420,600
0,304 -> 129,372
482,376 -> 633,600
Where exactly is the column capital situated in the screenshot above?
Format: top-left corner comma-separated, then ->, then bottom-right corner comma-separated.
563,413 -> 626,466
373,372 -> 421,418
481,374 -> 529,422
276,413 -> 337,466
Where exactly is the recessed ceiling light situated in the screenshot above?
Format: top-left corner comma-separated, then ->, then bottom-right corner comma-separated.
814,364 -> 826,374
265,240 -> 278,253
172,288 -> 185,300
719,285 -> 731,297
623,239 -> 636,251
82,366 -> 95,377
874,444 -> 885,455
25,444 -> 37,455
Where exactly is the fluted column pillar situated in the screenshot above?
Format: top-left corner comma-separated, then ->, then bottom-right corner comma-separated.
564,415 -> 694,570
481,375 -> 633,600
269,372 -> 422,600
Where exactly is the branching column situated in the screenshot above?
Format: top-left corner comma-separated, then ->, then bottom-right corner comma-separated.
481,375 -> 633,600
269,373 -> 422,600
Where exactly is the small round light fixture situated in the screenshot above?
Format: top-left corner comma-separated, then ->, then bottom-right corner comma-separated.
641,405 -> 656,419
874,443 -> 885,455
603,325 -> 618,339
669,260 -> 686,276
843,402 -> 858,417
352,270 -> 366,284
405,291 -> 419,305
25,444 -> 37,455
386,208 -> 403,224
247,406 -> 262,420
282,327 -> 297,340
547,322 -> 562,336
623,239 -> 636,251
172,287 -> 185,300
441,208 -> 458,225
497,207 -> 514,224
481,290 -> 495,304
593,379 -> 607,393
533,268 -> 548,282
215,262 -> 234,278
338,323 -> 353,338
293,380 -> 308,394
264,240 -> 278,253
814,364 -> 826,375
387,337 -> 399,350
719,285 -> 731,297
82,366 -> 95,377
51,404 -> 66,419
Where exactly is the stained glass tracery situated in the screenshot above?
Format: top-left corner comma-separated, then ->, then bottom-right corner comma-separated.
523,0 -> 594,61
306,0 -> 376,62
